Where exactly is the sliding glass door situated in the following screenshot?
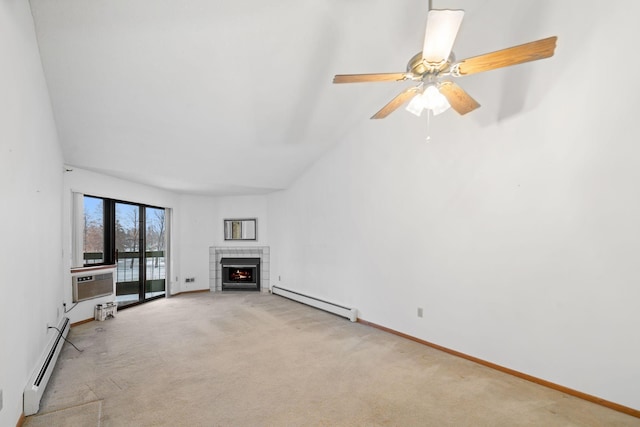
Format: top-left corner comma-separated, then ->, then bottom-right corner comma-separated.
114,202 -> 166,308
115,202 -> 141,307
145,206 -> 166,300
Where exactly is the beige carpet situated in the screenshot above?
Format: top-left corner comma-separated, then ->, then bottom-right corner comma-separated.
25,292 -> 639,426
23,400 -> 102,427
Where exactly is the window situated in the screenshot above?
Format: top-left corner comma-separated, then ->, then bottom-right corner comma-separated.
83,196 -> 105,265
79,195 -> 167,307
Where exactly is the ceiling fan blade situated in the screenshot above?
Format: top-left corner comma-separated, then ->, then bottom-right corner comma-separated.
333,73 -> 411,84
438,81 -> 480,115
454,36 -> 558,76
371,87 -> 420,119
422,9 -> 464,64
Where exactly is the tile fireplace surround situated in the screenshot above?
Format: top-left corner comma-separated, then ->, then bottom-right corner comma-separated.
210,246 -> 270,293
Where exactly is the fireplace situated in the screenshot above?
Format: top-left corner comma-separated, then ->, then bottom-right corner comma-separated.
220,257 -> 260,291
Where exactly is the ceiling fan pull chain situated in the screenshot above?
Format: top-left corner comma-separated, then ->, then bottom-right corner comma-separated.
425,109 -> 432,142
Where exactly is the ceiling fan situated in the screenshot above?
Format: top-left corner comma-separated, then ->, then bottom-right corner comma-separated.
333,7 -> 557,119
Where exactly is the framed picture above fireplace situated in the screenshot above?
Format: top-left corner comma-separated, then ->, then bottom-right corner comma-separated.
224,218 -> 257,241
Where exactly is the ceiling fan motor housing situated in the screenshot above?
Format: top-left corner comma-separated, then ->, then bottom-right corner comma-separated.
407,51 -> 453,77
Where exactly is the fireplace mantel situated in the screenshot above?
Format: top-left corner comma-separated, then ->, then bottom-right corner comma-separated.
209,246 -> 270,293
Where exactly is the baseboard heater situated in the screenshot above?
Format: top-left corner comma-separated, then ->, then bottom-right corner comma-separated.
24,316 -> 70,415
272,286 -> 357,322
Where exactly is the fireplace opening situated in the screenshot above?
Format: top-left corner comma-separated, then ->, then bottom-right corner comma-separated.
220,257 -> 260,291
229,268 -> 253,282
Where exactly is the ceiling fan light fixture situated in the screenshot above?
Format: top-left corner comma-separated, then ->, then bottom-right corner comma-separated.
405,85 -> 450,117
425,85 -> 450,115
406,93 -> 426,117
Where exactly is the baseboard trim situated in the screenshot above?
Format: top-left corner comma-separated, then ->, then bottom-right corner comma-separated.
358,318 -> 640,419
71,318 -> 94,327
16,411 -> 25,427
172,289 -> 210,297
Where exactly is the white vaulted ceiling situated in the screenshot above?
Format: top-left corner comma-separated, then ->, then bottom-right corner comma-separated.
29,0 -> 555,195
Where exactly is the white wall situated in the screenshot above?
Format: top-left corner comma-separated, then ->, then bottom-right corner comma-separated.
268,1 -> 640,411
214,195 -> 269,246
176,194 -> 217,292
0,1 -> 65,425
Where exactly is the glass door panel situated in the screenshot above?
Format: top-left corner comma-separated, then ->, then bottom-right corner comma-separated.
145,206 -> 166,299
115,202 -> 142,307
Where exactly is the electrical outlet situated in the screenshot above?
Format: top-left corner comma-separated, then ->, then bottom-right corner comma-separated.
417,307 -> 423,318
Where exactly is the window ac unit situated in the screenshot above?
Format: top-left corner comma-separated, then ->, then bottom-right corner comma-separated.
72,272 -> 114,302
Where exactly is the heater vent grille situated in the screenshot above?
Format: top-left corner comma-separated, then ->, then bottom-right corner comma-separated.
24,317 -> 70,415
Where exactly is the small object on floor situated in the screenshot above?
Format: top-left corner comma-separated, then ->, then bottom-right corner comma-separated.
94,302 -> 117,321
